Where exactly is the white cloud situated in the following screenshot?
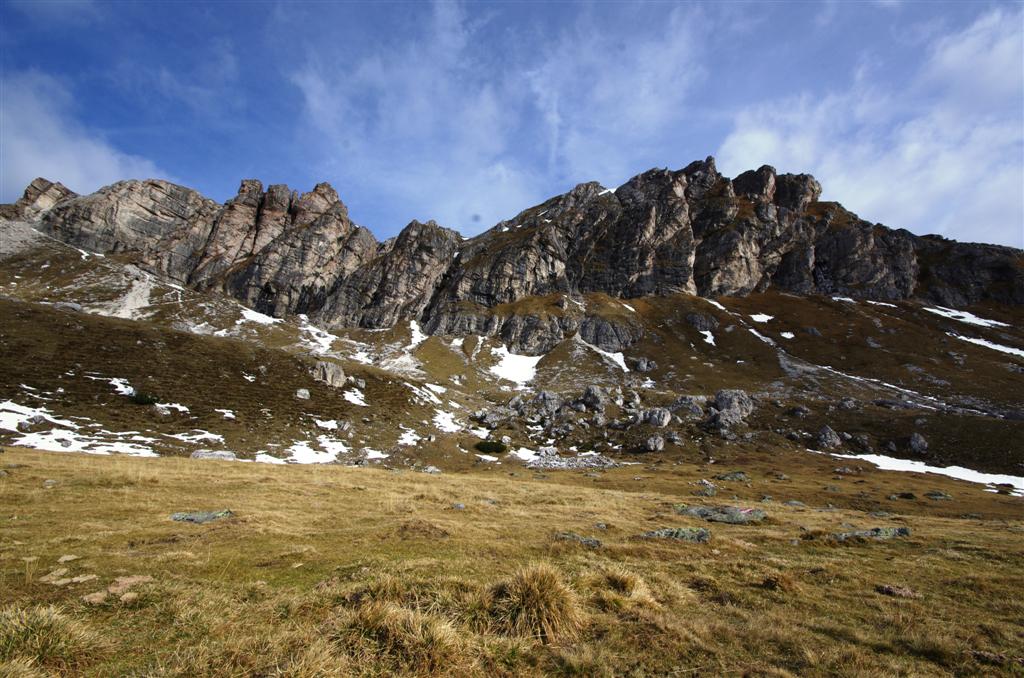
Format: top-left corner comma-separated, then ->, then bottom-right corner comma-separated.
289,1 -> 706,235
1,72 -> 170,202
717,8 -> 1024,248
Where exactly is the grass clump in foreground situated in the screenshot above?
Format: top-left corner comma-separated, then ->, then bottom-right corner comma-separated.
2,447 -> 1023,676
0,604 -> 104,674
486,563 -> 582,643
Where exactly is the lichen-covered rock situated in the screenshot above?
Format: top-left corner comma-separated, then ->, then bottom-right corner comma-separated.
816,425 -> 843,450
674,505 -> 767,524
310,360 -> 346,388
705,389 -> 755,432
640,527 -> 711,543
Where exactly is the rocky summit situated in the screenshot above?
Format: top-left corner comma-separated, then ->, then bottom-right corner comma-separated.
9,157 -> 1022,355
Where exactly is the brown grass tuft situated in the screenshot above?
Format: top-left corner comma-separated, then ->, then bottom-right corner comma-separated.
0,604 -> 104,673
487,563 -> 584,643
329,601 -> 465,674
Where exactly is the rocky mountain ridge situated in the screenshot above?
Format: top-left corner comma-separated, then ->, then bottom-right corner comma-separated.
5,157 -> 1022,353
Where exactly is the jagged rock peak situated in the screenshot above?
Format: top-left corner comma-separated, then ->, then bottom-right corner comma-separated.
0,177 -> 77,221
2,156 -> 1022,355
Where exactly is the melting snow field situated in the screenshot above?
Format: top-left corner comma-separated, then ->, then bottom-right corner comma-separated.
948,333 -> 1024,358
816,450 -> 1024,496
1,400 -> 158,457
489,345 -> 544,385
748,328 -> 776,346
237,307 -> 281,325
577,339 -> 629,371
433,410 -> 462,433
924,306 -> 1010,329
286,440 -> 339,464
343,389 -> 368,406
397,428 -> 421,446
510,447 -> 538,461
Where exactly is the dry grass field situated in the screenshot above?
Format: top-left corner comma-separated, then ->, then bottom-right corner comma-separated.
2,447 -> 1022,676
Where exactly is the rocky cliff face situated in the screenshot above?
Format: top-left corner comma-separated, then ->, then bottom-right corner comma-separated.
4,157 -> 1022,352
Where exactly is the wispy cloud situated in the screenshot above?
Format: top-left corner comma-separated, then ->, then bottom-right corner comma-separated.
1,71 -> 171,200
288,1 -> 706,234
717,8 -> 1024,248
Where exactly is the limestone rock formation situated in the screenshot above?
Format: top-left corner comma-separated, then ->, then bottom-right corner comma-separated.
4,156 -> 1022,355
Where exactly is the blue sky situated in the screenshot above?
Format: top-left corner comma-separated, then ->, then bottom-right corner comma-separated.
1,1 -> 1022,247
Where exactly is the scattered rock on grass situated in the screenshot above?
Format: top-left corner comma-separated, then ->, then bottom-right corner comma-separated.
714,471 -> 748,482
875,584 -> 920,598
190,450 -> 237,461
644,435 -> 665,452
170,509 -> 234,524
554,532 -> 602,549
42,479 -> 58,489
640,527 -> 711,543
816,425 -> 842,450
831,527 -> 911,542
908,432 -> 929,454
925,490 -> 952,501
675,505 -> 767,524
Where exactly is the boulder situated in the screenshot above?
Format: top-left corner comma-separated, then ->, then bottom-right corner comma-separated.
643,408 -> 672,427
816,425 -> 842,450
644,435 -> 665,452
674,505 -> 767,524
908,432 -> 929,454
190,450 -> 237,461
310,361 -> 346,388
640,527 -> 711,543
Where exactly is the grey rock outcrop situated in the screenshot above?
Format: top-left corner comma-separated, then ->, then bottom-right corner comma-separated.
310,360 -> 346,388
705,389 -> 755,433
5,154 -> 1021,357
0,177 -> 76,220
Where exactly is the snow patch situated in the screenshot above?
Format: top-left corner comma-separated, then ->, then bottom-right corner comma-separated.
780,331 -> 795,339
510,447 -> 538,461
749,314 -> 774,323
157,402 -> 189,413
237,307 -> 281,325
343,390 -> 368,407
408,320 -> 428,348
925,306 -> 1010,329
949,333 -> 1024,358
215,409 -> 235,419
577,338 -> 629,372
832,296 -> 856,303
748,328 -> 776,346
700,330 -> 715,346
286,440 -> 338,464
813,450 -> 1024,496
489,345 -> 543,385
433,410 -> 462,433
867,301 -> 898,308
398,428 -> 421,446
165,430 -> 224,444
705,299 -> 727,311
